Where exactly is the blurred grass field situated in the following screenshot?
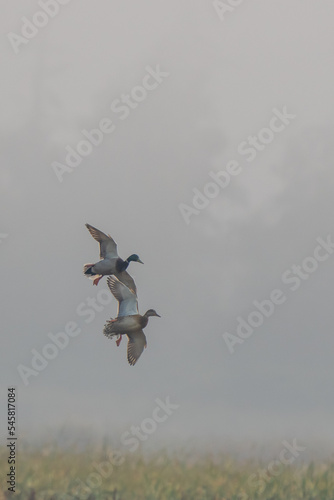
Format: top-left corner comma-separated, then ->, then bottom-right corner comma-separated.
1,444 -> 334,500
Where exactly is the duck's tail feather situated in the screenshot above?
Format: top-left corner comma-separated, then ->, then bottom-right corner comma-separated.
103,320 -> 117,338
83,263 -> 97,277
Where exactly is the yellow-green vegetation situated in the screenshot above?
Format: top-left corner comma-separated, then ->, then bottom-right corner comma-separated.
1,444 -> 334,500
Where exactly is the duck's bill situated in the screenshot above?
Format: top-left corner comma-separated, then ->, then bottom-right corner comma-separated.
155,313 -> 161,317
138,259 -> 144,264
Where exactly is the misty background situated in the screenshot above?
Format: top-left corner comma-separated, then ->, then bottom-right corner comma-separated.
1,1 -> 334,457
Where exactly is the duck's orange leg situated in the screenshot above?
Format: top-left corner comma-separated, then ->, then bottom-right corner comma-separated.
93,275 -> 103,286
116,335 -> 122,347
107,318 -> 117,324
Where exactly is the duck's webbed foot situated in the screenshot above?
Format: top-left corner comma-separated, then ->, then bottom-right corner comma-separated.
93,275 -> 103,286
116,335 -> 122,347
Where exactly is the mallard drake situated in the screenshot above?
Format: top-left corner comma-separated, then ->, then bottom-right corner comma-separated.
103,275 -> 160,366
83,223 -> 143,288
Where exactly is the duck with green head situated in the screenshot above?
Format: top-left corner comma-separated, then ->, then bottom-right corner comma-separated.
83,223 -> 143,289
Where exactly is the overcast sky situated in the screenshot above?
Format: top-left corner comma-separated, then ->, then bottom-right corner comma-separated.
1,0 -> 334,456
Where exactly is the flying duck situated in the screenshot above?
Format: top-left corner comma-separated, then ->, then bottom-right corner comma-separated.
103,275 -> 160,365
83,223 -> 143,288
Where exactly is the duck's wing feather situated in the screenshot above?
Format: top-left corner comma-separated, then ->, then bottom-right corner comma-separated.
127,331 -> 147,366
114,270 -> 137,295
107,276 -> 138,317
85,223 -> 118,260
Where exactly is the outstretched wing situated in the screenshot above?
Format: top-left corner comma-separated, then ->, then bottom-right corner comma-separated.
114,270 -> 137,295
127,331 -> 147,366
85,223 -> 118,259
107,276 -> 138,317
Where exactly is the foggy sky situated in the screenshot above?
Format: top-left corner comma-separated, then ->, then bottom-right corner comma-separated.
1,0 -> 334,454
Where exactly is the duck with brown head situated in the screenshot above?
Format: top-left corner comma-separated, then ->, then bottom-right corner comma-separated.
103,276 -> 160,366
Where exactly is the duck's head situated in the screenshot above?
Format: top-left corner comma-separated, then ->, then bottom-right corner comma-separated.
144,309 -> 161,318
127,254 -> 144,264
